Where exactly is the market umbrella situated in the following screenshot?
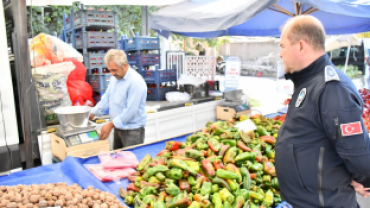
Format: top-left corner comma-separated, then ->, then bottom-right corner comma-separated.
150,0 -> 370,38
325,35 -> 362,73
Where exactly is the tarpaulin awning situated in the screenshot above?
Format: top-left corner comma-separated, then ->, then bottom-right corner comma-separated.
150,0 -> 370,38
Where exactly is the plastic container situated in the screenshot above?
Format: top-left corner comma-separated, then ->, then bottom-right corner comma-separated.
75,31 -> 117,49
121,33 -> 160,51
88,74 -> 110,90
139,69 -> 177,84
84,52 -> 107,69
128,53 -> 160,66
147,84 -> 177,101
64,9 -> 118,31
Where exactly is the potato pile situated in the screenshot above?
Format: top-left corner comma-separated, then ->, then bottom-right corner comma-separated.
0,182 -> 126,208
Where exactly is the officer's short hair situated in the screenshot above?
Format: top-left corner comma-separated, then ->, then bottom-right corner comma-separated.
283,15 -> 326,51
104,49 -> 128,68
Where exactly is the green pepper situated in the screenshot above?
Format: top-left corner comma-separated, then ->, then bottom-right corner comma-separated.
185,149 -> 204,160
169,159 -> 197,175
207,138 -> 221,152
256,126 -> 270,136
272,177 -> 279,190
201,159 -> 216,176
200,181 -> 212,195
168,193 -> 191,208
134,177 -> 143,188
223,201 -> 232,208
221,139 -> 237,147
223,146 -> 237,164
208,155 -> 223,163
127,190 -> 137,197
140,186 -> 158,197
149,176 -> 160,184
238,189 -> 250,201
233,131 -> 241,139
274,195 -> 282,204
143,195 -> 158,204
166,183 -> 181,196
166,168 -> 183,180
225,163 -> 242,183
253,175 -> 263,184
147,165 -> 169,177
179,179 -> 191,192
219,144 -> 230,157
262,156 -> 276,176
124,195 -> 134,205
250,190 -> 264,202
158,191 -> 167,202
248,162 -> 263,171
212,176 -> 232,191
220,131 -> 233,139
201,199 -> 212,208
191,176 -> 205,193
155,172 -> 166,182
226,179 -> 239,191
137,154 -> 152,171
212,184 -> 219,194
274,120 -> 282,125
216,169 -> 239,180
188,176 -> 197,186
261,189 -> 274,207
212,193 -> 223,208
165,178 -> 175,186
134,195 -> 148,208
240,166 -> 251,190
153,200 -> 166,208
249,201 -> 259,208
233,195 -> 245,208
240,131 -> 252,144
211,125 -> 231,135
183,160 -> 200,173
119,187 -> 127,199
197,142 -> 209,150
252,143 -> 262,151
188,201 -> 201,208
219,188 -> 235,203
262,175 -> 271,183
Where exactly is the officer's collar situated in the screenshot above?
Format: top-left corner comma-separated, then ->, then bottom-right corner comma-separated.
285,54 -> 328,86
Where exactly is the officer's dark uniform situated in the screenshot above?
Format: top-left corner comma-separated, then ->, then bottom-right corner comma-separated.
275,55 -> 370,208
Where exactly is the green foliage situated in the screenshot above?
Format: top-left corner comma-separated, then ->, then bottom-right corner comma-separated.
27,3 -> 160,38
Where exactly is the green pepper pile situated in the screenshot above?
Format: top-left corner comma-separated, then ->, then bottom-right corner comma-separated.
119,114 -> 283,208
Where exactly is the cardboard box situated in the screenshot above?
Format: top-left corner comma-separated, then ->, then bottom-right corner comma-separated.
51,133 -> 109,161
216,106 -> 251,121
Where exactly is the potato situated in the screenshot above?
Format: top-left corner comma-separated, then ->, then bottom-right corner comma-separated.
4,193 -> 15,202
99,194 -> 105,201
30,189 -> 39,195
0,199 -> 10,207
22,198 -> 30,204
47,200 -> 55,206
118,204 -> 125,208
75,194 -> 83,203
87,201 -> 95,207
15,194 -> 22,203
29,195 -> 40,203
94,189 -> 101,194
6,202 -> 17,208
66,200 -> 74,206
105,195 -> 113,202
82,199 -> 88,204
93,204 -> 101,208
25,203 -> 33,208
38,200 -> 48,207
39,184 -> 45,190
92,194 -> 99,200
65,193 -> 73,201
51,189 -> 61,197
55,200 -> 64,206
52,196 -> 58,201
100,203 -> 108,208
87,186 -> 94,190
60,188 -> 67,195
44,192 -> 52,201
44,184 -> 53,191
95,200 -> 102,204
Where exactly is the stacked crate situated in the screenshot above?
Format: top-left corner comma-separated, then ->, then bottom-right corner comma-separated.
120,34 -> 178,101
185,56 -> 217,80
63,5 -> 118,102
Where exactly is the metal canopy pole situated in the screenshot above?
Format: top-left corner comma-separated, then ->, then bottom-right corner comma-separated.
141,6 -> 149,36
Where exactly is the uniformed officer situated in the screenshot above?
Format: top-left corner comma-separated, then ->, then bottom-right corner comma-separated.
275,15 -> 370,207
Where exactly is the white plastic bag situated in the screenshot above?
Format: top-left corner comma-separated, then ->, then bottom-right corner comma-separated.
166,92 -> 191,102
29,33 -> 83,67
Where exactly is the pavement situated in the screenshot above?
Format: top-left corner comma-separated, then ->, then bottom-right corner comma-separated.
215,75 -> 370,207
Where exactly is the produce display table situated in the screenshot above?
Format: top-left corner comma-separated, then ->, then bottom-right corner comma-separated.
1,113 -> 289,207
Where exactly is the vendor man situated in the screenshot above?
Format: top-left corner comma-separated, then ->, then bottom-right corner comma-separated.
275,15 -> 370,207
89,49 -> 147,149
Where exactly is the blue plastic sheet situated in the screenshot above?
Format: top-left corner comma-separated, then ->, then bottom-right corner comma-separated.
0,113 -> 286,207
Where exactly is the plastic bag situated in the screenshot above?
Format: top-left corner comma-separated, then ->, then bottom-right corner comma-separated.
84,164 -> 136,183
98,151 -> 139,169
166,92 -> 191,102
29,33 -> 83,67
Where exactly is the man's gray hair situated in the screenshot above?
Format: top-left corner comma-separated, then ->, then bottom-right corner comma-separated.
104,49 -> 128,68
283,15 -> 326,51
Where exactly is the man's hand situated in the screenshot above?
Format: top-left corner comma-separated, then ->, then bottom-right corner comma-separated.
352,180 -> 370,197
89,113 -> 95,121
99,121 -> 114,140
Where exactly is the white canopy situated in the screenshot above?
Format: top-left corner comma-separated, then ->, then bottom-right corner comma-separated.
325,35 -> 361,52
26,0 -> 186,6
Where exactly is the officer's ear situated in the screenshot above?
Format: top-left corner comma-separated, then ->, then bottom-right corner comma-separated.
298,40 -> 308,55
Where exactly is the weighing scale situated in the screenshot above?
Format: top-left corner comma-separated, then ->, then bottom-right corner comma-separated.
55,124 -> 100,147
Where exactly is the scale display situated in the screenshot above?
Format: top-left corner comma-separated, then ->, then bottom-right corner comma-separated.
64,131 -> 99,147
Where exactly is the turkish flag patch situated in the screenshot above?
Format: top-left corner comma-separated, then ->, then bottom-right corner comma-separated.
340,121 -> 363,137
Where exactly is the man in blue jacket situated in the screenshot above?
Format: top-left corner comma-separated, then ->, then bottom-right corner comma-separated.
275,15 -> 370,207
89,49 -> 147,149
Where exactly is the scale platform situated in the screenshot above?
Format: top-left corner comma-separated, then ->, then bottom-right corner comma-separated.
56,125 -> 99,147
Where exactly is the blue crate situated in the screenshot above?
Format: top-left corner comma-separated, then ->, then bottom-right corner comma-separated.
84,52 -> 107,69
147,85 -> 177,101
87,68 -> 110,75
128,53 -> 160,66
120,33 -> 160,51
88,74 -> 110,90
75,31 -> 117,49
139,69 -> 177,84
